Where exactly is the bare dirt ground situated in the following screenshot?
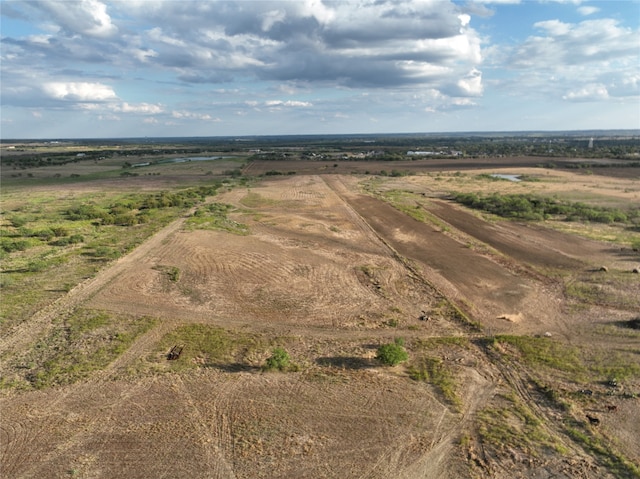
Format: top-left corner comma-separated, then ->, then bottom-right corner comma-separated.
2,164 -> 639,478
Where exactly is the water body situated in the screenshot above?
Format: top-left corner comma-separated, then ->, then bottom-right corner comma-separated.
491,174 -> 521,182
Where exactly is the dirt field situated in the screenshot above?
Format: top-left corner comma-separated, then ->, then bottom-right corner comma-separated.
1,161 -> 639,478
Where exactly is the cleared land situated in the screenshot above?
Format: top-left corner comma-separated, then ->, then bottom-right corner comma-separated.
1,152 -> 639,478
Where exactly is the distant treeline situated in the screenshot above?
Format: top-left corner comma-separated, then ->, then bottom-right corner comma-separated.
4,135 -> 640,170
453,192 -> 640,225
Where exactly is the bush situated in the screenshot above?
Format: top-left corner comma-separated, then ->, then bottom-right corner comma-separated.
51,226 -> 69,237
264,347 -> 291,371
376,338 -> 409,366
0,238 -> 30,253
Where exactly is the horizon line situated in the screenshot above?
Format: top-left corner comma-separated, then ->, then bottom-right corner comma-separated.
2,128 -> 640,143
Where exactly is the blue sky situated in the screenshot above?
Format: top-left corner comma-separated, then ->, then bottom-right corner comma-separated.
1,0 -> 639,139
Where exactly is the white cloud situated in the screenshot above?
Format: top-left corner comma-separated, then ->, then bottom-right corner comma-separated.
563,84 -> 609,101
577,6 -> 599,16
456,69 -> 484,96
261,9 -> 287,32
604,73 -> 640,98
265,100 -> 313,107
4,0 -> 636,137
468,0 -> 521,4
42,82 -> 117,101
113,0 -> 482,96
98,113 -> 121,121
511,18 -> 639,71
128,47 -> 158,63
117,102 -> 164,114
534,20 -> 571,36
171,110 -> 221,121
38,0 -> 118,38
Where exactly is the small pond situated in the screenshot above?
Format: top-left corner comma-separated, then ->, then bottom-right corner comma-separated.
490,174 -> 521,182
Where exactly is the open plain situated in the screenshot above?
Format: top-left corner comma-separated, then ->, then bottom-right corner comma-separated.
1,144 -> 639,478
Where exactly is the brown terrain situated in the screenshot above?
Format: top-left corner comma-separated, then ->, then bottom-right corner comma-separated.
1,156 -> 639,478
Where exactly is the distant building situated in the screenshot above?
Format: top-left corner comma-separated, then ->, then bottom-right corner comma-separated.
588,138 -> 594,149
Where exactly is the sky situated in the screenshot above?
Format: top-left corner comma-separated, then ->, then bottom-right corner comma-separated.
1,0 -> 639,139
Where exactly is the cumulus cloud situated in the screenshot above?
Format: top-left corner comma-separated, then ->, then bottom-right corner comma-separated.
42,82 -> 117,101
38,0 -> 118,38
3,0 -> 636,137
513,18 -> 638,67
3,0 -> 484,107
504,15 -> 640,103
455,69 -> 484,96
118,0 -> 482,96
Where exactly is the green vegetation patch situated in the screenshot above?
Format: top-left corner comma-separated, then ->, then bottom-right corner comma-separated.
376,338 -> 409,366
263,347 -> 294,372
409,356 -> 460,408
492,335 -> 585,379
377,189 -> 431,223
239,191 -> 281,208
492,335 -> 640,386
453,192 -> 639,225
158,324 -> 263,371
12,310 -> 156,390
478,393 -> 567,458
565,273 -> 640,311
1,185 -> 225,330
584,348 -> 640,384
564,419 -> 640,478
186,202 -> 249,235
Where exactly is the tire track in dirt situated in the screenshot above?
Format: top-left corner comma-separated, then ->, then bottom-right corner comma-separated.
399,367 -> 496,479
172,375 -> 237,479
0,409 -> 45,478
426,199 -> 585,272
12,378 -> 158,479
324,176 -> 574,335
321,176 -> 468,319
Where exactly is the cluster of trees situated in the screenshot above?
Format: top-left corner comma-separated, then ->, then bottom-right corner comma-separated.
1,185 -> 221,257
66,185 -> 220,226
453,192 -> 639,225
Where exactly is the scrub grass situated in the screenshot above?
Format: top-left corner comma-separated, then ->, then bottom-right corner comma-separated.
2,310 -> 156,390
155,324 -> 265,372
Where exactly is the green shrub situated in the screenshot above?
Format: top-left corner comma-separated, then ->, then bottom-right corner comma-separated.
0,238 -> 30,252
51,226 -> 69,237
376,338 -> 409,366
264,347 -> 291,371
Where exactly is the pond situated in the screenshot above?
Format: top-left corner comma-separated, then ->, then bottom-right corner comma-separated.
490,174 -> 521,182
